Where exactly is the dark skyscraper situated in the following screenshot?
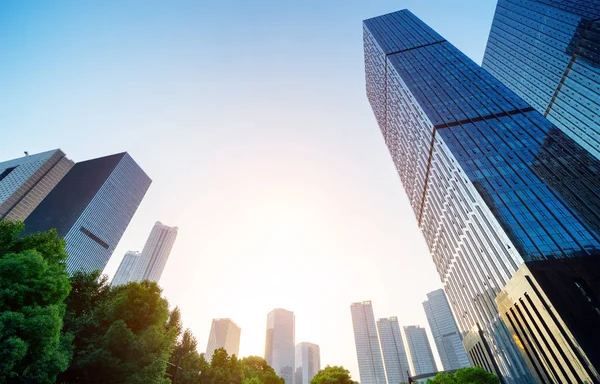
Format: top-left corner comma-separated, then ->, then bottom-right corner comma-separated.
364,9 -> 600,384
483,0 -> 600,159
24,152 -> 151,274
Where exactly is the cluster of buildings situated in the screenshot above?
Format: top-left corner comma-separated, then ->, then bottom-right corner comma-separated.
363,0 -> 600,383
0,149 -> 177,284
350,290 -> 470,384
204,309 -> 320,384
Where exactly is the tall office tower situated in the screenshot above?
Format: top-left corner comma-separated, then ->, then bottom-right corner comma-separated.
364,9 -> 600,383
423,289 -> 470,371
295,342 -> 321,384
111,251 -> 140,286
350,301 -> 387,384
205,318 -> 241,362
482,0 -> 600,159
377,317 -> 410,384
265,309 -> 295,384
403,326 -> 437,376
129,221 -> 178,283
24,152 -> 151,273
0,149 -> 73,222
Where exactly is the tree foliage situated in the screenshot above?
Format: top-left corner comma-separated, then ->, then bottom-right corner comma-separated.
311,366 -> 358,384
58,274 -> 179,384
427,367 -> 500,384
0,220 -> 72,383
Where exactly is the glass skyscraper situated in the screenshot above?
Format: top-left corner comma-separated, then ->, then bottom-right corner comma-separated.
349,301 -> 387,384
423,289 -> 470,371
377,317 -> 410,384
24,152 -> 151,274
483,0 -> 600,159
129,221 -> 178,283
205,318 -> 241,362
0,149 -> 73,222
295,342 -> 320,384
364,9 -> 600,384
265,308 -> 295,384
111,250 -> 141,286
402,326 -> 437,376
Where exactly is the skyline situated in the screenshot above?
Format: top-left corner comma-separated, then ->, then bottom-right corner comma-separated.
0,0 -> 499,379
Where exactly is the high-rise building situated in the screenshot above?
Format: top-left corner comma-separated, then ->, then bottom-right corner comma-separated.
350,301 -> 387,384
111,251 -> 140,286
295,342 -> 321,384
265,309 -> 295,384
24,152 -> 151,273
377,317 -> 410,384
423,289 -> 470,371
0,149 -> 73,222
364,9 -> 600,383
482,0 -> 600,159
129,221 -> 178,283
205,318 -> 241,362
403,326 -> 437,376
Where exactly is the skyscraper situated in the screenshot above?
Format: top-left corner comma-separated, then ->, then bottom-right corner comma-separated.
482,0 -> 600,159
350,301 -> 387,384
423,289 -> 470,371
129,221 -> 178,283
403,326 -> 437,376
205,318 -> 241,362
265,309 -> 295,384
24,152 -> 151,273
295,342 -> 320,384
0,149 -> 73,222
111,251 -> 140,286
364,9 -> 600,383
377,317 -> 410,384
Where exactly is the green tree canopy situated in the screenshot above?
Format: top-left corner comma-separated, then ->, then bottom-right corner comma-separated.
0,220 -> 72,383
427,367 -> 500,384
311,366 -> 358,384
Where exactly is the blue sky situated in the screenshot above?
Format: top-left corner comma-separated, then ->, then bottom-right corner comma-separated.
0,0 -> 497,377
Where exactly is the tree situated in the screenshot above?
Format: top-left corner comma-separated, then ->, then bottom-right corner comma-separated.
241,356 -> 284,384
311,366 -> 358,384
0,221 -> 72,383
426,367 -> 500,384
168,327 -> 204,384
58,275 -> 179,384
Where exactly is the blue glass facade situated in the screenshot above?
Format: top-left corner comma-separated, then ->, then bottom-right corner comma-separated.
364,9 -> 600,384
483,0 -> 600,159
24,153 -> 151,274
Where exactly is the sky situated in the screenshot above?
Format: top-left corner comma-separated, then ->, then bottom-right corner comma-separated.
0,0 -> 497,378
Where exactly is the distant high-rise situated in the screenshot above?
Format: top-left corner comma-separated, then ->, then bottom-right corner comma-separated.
423,289 -> 470,371
205,318 -> 241,362
129,221 -> 178,283
483,0 -> 600,159
111,251 -> 140,286
295,342 -> 320,384
24,152 -> 151,273
403,326 -> 437,376
265,309 -> 295,384
377,317 -> 410,384
350,301 -> 387,384
0,149 -> 73,222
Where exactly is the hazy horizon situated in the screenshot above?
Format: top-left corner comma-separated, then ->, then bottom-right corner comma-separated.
0,0 -> 497,378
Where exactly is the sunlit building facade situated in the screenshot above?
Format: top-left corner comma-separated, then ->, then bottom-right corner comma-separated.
377,317 -> 410,384
423,289 -> 470,371
483,0 -> 600,159
295,342 -> 320,384
403,326 -> 437,376
0,149 -> 73,222
206,318 -> 241,362
111,251 -> 140,286
265,309 -> 295,384
129,221 -> 178,283
24,152 -> 151,273
364,9 -> 600,383
350,301 -> 387,384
